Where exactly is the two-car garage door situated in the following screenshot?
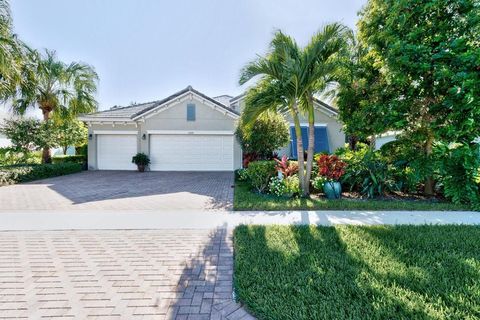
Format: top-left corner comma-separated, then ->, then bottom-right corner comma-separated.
149,134 -> 234,171
96,133 -> 234,171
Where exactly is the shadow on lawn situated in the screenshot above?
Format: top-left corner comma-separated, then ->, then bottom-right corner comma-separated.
234,225 -> 480,319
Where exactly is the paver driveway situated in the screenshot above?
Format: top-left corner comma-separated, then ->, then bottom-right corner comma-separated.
0,228 -> 253,319
0,171 -> 234,211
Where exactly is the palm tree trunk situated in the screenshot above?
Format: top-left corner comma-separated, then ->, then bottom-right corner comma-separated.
41,107 -> 52,164
291,107 -> 306,196
304,101 -> 315,196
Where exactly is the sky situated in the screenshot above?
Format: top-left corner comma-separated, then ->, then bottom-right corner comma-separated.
10,0 -> 366,111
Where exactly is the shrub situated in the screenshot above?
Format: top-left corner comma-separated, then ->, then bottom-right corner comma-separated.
52,155 -> 87,165
236,168 -> 249,182
0,163 -> 82,186
337,144 -> 400,198
235,111 -> 290,159
0,147 -> 41,166
245,160 -> 276,193
312,176 -> 327,191
435,142 -> 480,207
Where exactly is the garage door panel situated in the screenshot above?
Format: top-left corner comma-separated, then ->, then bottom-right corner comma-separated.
149,134 -> 233,171
97,135 -> 137,170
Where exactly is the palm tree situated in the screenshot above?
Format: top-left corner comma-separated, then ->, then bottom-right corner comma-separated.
239,24 -> 348,196
0,0 -> 33,101
9,50 -> 98,163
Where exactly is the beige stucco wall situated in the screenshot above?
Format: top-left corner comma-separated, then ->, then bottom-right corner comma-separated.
86,97 -> 242,170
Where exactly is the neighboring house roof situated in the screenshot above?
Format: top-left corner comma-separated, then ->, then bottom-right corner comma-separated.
79,86 -> 239,121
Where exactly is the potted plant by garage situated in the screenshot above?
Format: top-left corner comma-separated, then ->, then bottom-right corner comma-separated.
315,154 -> 347,199
132,153 -> 150,172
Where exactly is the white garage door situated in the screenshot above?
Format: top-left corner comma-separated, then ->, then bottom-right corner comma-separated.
97,134 -> 137,170
149,134 -> 234,171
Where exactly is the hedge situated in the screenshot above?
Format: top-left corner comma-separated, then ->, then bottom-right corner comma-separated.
52,155 -> 87,164
0,163 -> 82,186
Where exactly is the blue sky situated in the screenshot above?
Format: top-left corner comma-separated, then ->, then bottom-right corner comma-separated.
11,0 -> 365,111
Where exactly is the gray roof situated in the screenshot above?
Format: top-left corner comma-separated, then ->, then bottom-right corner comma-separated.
80,86 -> 239,121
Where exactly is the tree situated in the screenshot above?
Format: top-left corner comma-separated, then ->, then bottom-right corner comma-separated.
55,119 -> 88,155
239,24 -> 348,196
235,111 -> 289,159
6,50 -> 98,163
357,0 -> 480,195
1,118 -> 40,151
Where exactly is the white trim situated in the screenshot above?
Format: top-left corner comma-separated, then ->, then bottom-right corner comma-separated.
147,130 -> 234,135
134,91 -> 239,120
93,130 -> 139,135
290,123 -> 327,127
78,117 -> 134,122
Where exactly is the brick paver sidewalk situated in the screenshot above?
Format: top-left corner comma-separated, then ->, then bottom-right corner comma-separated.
0,229 -> 254,319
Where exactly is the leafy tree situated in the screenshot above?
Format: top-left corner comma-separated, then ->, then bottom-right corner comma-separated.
6,50 -> 98,163
235,111 -> 289,159
356,0 -> 480,195
55,119 -> 87,155
1,118 -> 40,151
239,24 -> 349,196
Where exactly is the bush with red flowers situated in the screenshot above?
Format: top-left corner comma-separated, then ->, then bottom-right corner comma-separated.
317,154 -> 347,181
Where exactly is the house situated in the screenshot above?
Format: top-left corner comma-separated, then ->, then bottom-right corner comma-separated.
78,86 -> 345,171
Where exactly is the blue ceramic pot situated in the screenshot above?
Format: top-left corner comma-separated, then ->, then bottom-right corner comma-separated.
323,181 -> 342,199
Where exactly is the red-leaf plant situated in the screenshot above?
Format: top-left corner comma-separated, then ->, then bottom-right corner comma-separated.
274,155 -> 299,177
317,154 -> 347,181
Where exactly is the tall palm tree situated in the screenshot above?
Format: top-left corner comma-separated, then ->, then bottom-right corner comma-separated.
240,31 -> 310,194
239,24 -> 348,196
9,49 -> 98,163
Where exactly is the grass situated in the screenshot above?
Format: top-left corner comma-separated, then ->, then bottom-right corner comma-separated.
234,180 -> 470,211
234,225 -> 480,319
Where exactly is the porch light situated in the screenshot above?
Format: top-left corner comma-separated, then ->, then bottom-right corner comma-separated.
142,133 -> 146,140
88,133 -> 93,140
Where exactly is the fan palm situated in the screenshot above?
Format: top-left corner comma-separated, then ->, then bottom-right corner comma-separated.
9,49 -> 98,163
239,24 -> 348,196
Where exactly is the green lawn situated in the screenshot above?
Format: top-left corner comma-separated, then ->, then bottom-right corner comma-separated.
234,225 -> 480,320
234,181 -> 469,211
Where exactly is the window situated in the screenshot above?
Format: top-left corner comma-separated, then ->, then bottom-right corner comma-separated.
187,103 -> 196,121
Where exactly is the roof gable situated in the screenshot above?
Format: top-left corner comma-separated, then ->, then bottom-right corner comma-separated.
79,86 -> 239,122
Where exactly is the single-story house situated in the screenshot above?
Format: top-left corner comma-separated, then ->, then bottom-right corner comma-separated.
78,86 -> 345,171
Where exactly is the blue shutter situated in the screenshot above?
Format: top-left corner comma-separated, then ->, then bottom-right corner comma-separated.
314,126 -> 330,153
290,126 -> 308,159
290,125 -> 330,158
187,104 -> 196,121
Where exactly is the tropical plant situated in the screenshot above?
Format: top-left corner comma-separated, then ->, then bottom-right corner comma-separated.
7,49 -> 98,163
235,111 -> 289,159
274,155 -> 298,177
239,24 -> 349,196
132,153 -> 150,166
316,154 -> 347,181
339,146 -> 400,198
